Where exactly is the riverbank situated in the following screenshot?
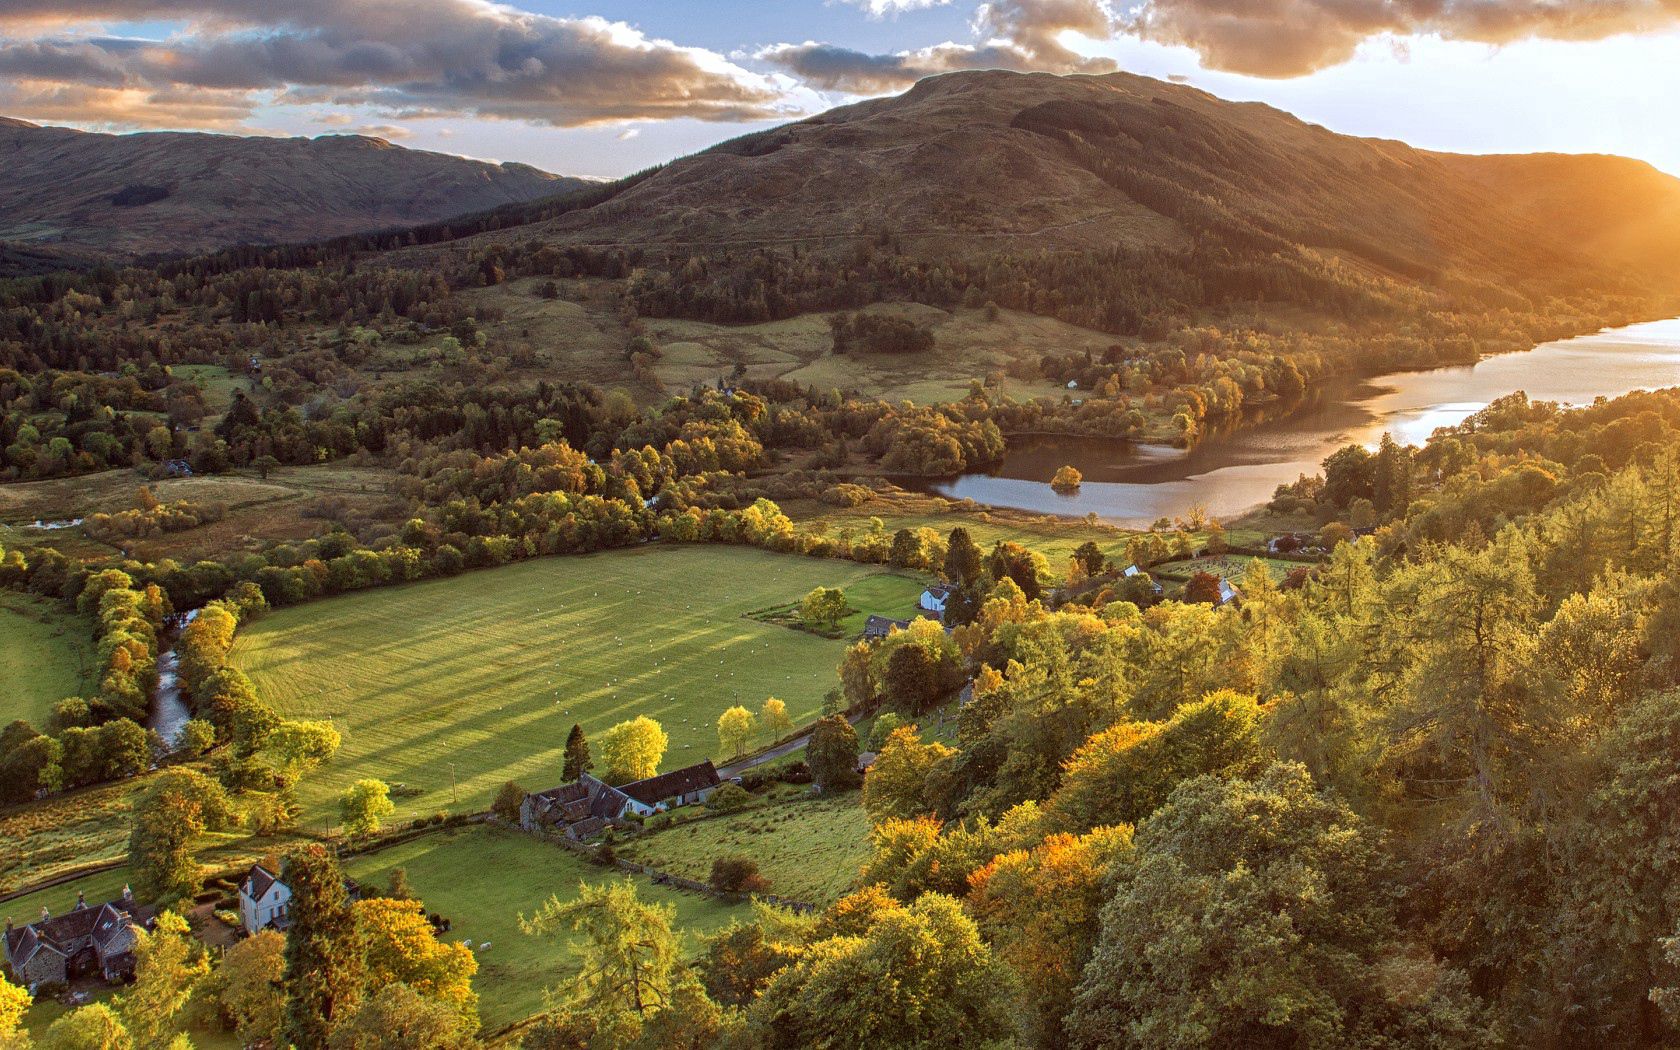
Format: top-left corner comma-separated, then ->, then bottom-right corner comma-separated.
921,316 -> 1680,526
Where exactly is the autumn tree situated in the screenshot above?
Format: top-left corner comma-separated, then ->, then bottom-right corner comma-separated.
598,716 -> 668,783
799,586 -> 848,631
717,706 -> 756,758
265,719 -> 342,785
118,910 -> 208,1047
807,715 -> 861,793
862,726 -> 957,824
339,778 -> 395,839
521,881 -> 682,1042
760,697 -> 792,740
206,930 -> 286,1046
493,781 -> 527,822
748,894 -> 1015,1049
128,768 -> 238,903
355,896 -> 479,1032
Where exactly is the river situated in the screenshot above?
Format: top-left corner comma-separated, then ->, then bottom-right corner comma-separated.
147,608 -> 197,749
924,317 -> 1680,526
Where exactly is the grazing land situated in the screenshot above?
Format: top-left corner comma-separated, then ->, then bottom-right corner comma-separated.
0,779 -> 143,894
618,792 -> 872,907
470,279 -> 1103,406
344,824 -> 743,1031
750,571 -> 928,637
0,463 -> 405,562
231,546 -> 912,827
0,589 -> 95,726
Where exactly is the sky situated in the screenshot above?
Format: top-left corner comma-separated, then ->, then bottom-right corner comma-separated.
2,0 -> 1680,180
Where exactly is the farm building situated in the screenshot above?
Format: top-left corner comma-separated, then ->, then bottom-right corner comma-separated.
863,614 -> 912,641
918,585 -> 951,619
521,761 -> 722,838
239,863 -> 293,934
1122,564 -> 1165,596
2,888 -> 150,990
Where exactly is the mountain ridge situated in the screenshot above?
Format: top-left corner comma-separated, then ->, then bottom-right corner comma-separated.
0,119 -> 586,272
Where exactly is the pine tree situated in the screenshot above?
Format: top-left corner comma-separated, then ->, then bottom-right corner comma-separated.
563,724 -> 592,782
283,845 -> 364,1048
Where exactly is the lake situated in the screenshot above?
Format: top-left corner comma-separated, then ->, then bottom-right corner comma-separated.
924,317 -> 1680,526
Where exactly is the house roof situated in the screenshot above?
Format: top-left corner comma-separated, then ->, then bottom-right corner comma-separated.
622,761 -> 721,805
4,899 -> 145,970
863,614 -> 911,639
923,585 -> 952,600
243,864 -> 282,901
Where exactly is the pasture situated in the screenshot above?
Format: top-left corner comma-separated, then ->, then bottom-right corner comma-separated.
345,824 -> 743,1030
0,590 -> 94,727
1152,553 -> 1300,582
230,545 -> 896,827
618,791 -> 872,907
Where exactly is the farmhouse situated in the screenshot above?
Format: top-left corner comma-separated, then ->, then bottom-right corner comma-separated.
521,761 -> 722,838
1122,564 -> 1165,596
239,863 -> 293,934
1216,578 -> 1240,606
918,585 -> 951,619
2,888 -> 150,990
863,614 -> 912,641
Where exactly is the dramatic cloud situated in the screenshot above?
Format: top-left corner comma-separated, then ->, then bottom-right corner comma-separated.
0,0 -> 793,129
760,0 -> 1117,92
1122,0 -> 1680,77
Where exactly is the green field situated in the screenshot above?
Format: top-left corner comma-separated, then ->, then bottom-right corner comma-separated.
751,570 -> 928,637
231,546 -> 897,827
0,590 -> 95,727
170,363 -> 244,418
618,791 -> 872,907
1153,553 -> 1300,582
346,824 -> 744,1031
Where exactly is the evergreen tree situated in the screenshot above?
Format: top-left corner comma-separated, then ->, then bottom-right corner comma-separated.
563,724 -> 592,781
284,845 -> 365,1049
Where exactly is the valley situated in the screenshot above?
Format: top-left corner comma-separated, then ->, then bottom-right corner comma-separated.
4,63 -> 1680,1050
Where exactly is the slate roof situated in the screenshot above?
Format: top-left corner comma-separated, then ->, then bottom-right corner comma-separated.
242,864 -> 281,900
622,760 -> 721,805
4,897 -> 146,972
922,585 -> 952,600
863,614 -> 911,640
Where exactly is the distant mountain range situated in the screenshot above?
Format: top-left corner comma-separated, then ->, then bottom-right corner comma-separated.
0,119 -> 584,271
493,69 -> 1680,299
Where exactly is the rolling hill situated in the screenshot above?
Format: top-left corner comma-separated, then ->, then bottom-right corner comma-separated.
491,69 -> 1680,300
0,119 -> 586,271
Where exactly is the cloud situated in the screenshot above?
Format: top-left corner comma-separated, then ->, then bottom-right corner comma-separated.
0,0 -> 795,129
759,0 -> 1118,93
616,127 -> 640,140
838,0 -> 953,18
1121,0 -> 1680,77
353,122 -> 411,139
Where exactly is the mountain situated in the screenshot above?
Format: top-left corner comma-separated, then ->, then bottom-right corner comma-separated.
0,121 -> 586,271
502,69 -> 1680,299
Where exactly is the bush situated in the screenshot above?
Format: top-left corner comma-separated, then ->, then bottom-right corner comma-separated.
595,843 -> 617,866
710,855 -> 770,894
709,783 -> 754,813
492,780 -> 526,822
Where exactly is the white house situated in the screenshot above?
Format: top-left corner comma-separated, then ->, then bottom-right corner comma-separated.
918,585 -> 951,618
239,864 -> 292,935
1216,578 -> 1240,607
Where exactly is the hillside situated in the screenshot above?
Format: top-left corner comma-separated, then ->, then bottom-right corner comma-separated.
0,120 -> 585,271
501,70 -> 1680,301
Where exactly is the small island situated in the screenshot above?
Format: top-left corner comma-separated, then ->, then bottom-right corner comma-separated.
1051,464 -> 1083,494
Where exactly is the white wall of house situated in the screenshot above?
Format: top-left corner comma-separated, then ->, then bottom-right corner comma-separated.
240,880 -> 292,934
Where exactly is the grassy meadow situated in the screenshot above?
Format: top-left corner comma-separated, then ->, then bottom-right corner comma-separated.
0,589 -> 95,727
618,791 -> 872,907
345,824 -> 744,1031
231,545 -> 919,827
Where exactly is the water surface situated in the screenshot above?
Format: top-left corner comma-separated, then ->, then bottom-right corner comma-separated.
927,318 -> 1680,525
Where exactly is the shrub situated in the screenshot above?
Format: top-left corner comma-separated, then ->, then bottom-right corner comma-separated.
710,855 -> 770,894
709,783 -> 754,813
492,781 -> 526,822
